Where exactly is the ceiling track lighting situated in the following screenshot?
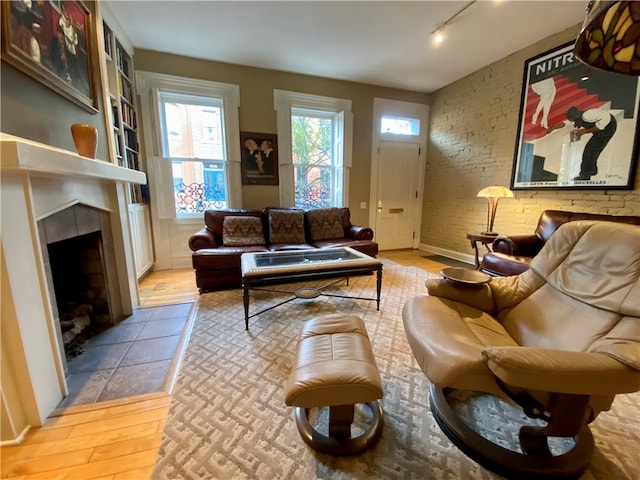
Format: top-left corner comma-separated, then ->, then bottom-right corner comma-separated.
431,0 -> 477,45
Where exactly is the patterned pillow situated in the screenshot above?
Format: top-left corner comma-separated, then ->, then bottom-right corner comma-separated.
222,216 -> 265,246
307,208 -> 345,241
268,210 -> 306,244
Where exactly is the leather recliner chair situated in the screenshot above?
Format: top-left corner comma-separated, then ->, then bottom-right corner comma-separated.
403,221 -> 640,479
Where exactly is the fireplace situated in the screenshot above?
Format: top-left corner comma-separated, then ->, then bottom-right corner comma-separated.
39,205 -> 125,370
1,133 -> 146,443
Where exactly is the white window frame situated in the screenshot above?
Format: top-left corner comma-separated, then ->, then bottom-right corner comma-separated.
274,89 -> 353,207
136,71 -> 242,220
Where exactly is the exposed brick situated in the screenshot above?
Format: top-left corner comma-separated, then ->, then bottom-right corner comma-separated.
422,25 -> 639,255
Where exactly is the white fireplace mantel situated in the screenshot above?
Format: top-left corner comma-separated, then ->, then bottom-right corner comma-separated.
1,133 -> 145,185
0,133 -> 146,444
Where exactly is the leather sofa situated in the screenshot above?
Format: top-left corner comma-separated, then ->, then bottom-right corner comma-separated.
481,210 -> 640,276
189,207 -> 379,292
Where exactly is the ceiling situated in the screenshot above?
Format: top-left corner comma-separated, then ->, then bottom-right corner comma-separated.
104,1 -> 588,93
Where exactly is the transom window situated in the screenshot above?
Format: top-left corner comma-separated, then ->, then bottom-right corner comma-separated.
380,115 -> 420,136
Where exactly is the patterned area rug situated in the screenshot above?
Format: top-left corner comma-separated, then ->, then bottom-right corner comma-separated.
153,265 -> 639,479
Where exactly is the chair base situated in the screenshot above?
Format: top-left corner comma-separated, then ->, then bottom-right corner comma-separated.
294,401 -> 383,455
430,385 -> 594,480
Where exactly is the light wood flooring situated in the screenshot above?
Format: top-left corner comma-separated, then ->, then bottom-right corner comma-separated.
0,249 -> 448,480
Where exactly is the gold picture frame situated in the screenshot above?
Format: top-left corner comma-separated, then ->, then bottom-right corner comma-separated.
1,0 -> 98,113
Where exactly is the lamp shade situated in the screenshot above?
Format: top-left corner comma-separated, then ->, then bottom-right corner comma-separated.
476,186 -> 514,199
477,186 -> 513,235
574,1 -> 640,75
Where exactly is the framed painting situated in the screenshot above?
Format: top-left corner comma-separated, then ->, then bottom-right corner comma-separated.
511,41 -> 639,190
1,0 -> 98,113
240,132 -> 279,185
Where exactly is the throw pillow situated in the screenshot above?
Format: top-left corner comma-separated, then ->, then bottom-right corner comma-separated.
268,210 -> 306,244
307,208 -> 345,241
222,216 -> 265,247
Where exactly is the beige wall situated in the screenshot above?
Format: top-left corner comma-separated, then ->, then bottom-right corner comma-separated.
0,2 -> 109,160
133,50 -> 429,226
422,25 -> 640,256
3,11 -> 638,257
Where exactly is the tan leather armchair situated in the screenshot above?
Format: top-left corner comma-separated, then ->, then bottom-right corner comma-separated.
403,221 -> 640,479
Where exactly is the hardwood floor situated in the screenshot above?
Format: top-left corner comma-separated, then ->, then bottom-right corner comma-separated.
0,249 -> 447,480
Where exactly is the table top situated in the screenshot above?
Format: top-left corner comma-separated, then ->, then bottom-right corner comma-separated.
440,267 -> 491,285
466,232 -> 500,242
241,247 -> 381,278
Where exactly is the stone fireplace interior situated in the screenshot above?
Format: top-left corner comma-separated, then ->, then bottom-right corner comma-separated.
39,204 -> 125,373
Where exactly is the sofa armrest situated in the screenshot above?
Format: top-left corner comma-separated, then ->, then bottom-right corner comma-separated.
492,234 -> 543,257
483,347 -> 640,396
347,225 -> 374,241
189,228 -> 217,251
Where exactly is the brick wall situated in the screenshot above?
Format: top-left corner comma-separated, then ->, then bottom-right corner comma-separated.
421,25 -> 640,258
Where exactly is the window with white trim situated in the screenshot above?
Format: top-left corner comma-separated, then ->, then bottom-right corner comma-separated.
136,71 -> 242,220
274,90 -> 352,208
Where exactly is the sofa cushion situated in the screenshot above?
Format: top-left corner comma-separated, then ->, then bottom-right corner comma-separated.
307,208 -> 345,241
222,216 -> 266,247
268,209 -> 306,244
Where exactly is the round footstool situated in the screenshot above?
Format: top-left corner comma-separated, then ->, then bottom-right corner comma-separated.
284,314 -> 384,455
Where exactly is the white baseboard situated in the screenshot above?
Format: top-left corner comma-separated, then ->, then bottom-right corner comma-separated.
0,424 -> 30,446
417,243 -> 475,266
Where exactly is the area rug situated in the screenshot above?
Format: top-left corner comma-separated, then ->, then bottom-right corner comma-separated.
153,265 -> 640,480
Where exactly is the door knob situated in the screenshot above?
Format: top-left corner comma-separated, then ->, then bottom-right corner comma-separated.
377,201 -> 382,213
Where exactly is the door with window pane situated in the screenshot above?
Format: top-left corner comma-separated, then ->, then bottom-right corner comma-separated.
375,141 -> 421,250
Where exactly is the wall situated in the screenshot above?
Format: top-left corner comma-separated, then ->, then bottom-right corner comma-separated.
422,25 -> 640,256
0,2 -> 109,161
133,50 -> 430,226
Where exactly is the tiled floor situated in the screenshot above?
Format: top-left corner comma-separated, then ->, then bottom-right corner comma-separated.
57,301 -> 195,409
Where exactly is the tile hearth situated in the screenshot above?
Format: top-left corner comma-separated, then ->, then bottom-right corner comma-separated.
57,301 -> 195,409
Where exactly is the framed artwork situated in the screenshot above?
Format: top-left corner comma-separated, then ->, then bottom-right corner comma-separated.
1,0 -> 98,113
240,132 -> 279,185
511,41 -> 639,190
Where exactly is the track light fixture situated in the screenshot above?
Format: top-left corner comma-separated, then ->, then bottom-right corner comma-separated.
431,1 -> 477,46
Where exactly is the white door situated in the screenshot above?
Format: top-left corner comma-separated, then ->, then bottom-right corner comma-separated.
374,141 -> 421,250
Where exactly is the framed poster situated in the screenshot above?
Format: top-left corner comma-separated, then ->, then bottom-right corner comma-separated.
511,41 -> 639,190
240,132 -> 279,185
1,0 -> 98,113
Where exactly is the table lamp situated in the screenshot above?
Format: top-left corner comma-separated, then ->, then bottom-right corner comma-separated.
477,186 -> 514,235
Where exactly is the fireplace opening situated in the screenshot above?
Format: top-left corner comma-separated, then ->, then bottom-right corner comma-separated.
48,231 -> 112,361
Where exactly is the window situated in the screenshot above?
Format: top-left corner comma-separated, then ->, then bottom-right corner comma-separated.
158,92 -> 228,216
274,90 -> 352,209
380,115 -> 420,136
136,71 -> 241,221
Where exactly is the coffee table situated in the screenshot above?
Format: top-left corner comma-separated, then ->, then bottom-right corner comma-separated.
241,247 -> 382,330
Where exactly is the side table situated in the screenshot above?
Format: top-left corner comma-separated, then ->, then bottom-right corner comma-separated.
466,232 -> 498,270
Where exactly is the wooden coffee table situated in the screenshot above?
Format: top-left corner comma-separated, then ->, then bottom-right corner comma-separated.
241,247 -> 382,330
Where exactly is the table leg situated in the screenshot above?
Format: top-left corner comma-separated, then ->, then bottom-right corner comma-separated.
376,266 -> 382,310
469,239 -> 481,270
243,280 -> 250,330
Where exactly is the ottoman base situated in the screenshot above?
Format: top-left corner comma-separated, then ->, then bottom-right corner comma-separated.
295,402 -> 384,455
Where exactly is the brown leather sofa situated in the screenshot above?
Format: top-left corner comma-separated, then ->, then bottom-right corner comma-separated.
189,207 -> 379,292
481,210 -> 640,276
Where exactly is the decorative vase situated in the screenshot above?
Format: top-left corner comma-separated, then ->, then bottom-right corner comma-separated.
70,123 -> 98,158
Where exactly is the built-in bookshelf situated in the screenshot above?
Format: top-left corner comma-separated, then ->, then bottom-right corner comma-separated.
102,22 -> 146,204
99,14 -> 153,278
